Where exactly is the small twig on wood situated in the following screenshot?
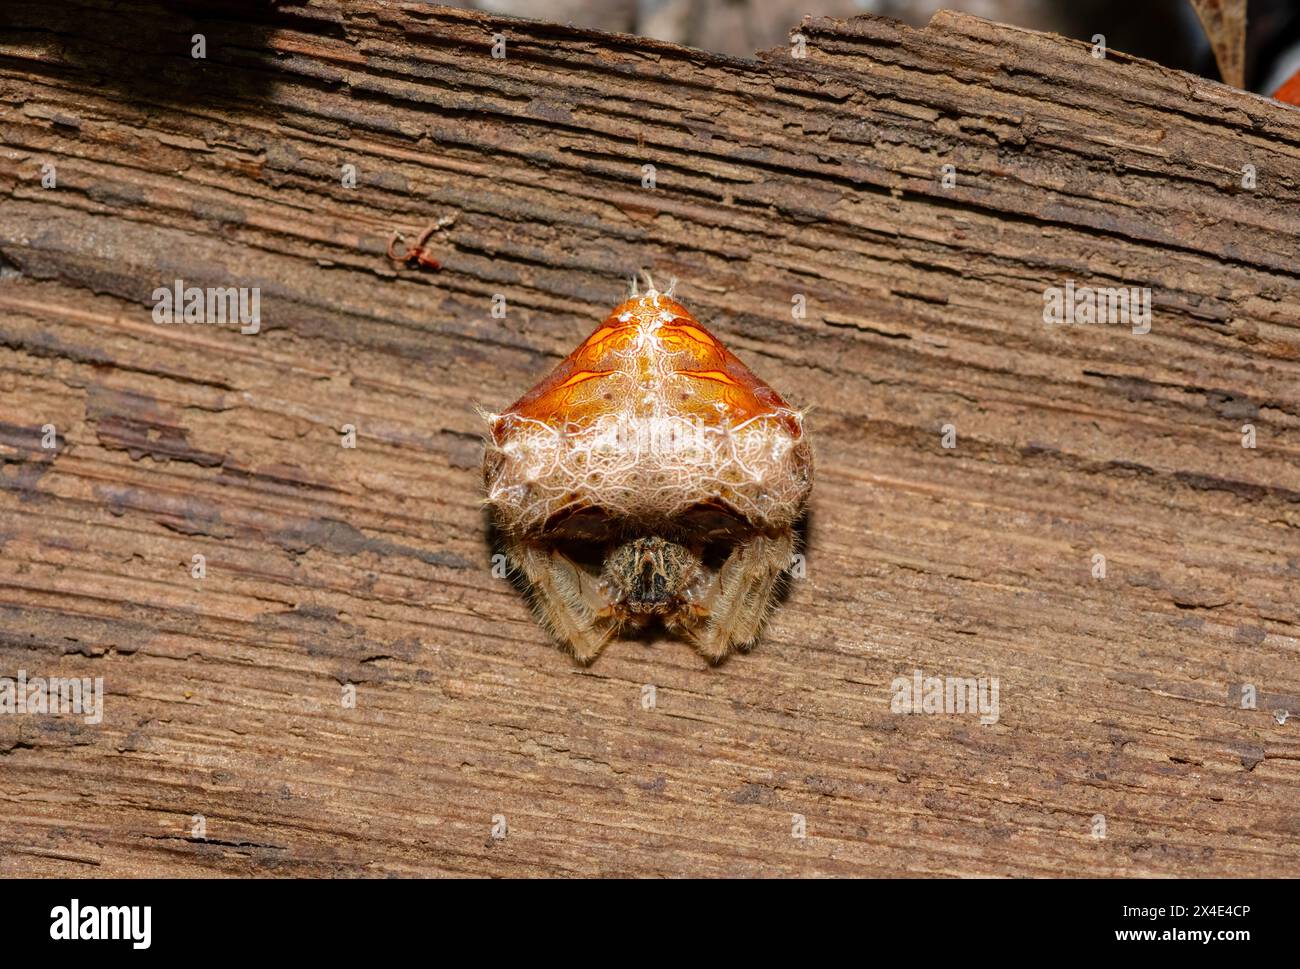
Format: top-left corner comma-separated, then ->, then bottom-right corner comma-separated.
387,214 -> 456,270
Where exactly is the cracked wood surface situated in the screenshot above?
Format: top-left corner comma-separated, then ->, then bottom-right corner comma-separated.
0,0 -> 1298,877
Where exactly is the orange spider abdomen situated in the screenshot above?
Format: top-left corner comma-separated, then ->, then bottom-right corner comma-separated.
485,289 -> 812,535
502,294 -> 797,430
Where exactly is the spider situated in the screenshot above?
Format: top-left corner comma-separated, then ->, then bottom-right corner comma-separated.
483,274 -> 813,664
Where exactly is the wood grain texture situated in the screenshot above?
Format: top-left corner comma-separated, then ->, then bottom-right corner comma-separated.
0,0 -> 1298,877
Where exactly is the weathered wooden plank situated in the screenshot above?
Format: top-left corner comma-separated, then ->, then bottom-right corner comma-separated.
0,0 -> 1297,877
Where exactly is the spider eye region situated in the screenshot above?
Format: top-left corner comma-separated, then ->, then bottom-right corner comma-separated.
603,536 -> 697,613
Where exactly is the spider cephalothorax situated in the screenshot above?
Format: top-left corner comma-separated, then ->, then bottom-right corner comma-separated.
483,277 -> 813,664
602,536 -> 700,617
